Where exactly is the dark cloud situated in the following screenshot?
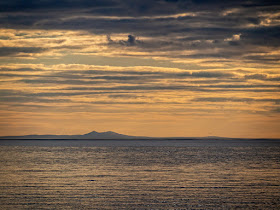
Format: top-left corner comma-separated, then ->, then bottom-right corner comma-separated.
0,96 -> 70,103
2,67 -> 279,91
61,85 -> 280,92
0,89 -> 71,103
1,66 -> 237,81
245,74 -> 267,80
107,34 -> 141,46
191,71 -> 234,78
0,1 -> 278,33
0,0 -> 279,64
108,94 -> 145,99
0,0 -> 117,13
0,47 -> 46,57
127,35 -> 136,45
193,97 -> 280,104
1,82 -> 279,108
244,54 -> 280,64
241,26 -> 280,47
4,68 -> 278,93
1,0 -> 277,15
0,67 -> 42,72
271,106 -> 280,113
13,71 -> 235,85
245,74 -> 280,81
201,84 -> 280,88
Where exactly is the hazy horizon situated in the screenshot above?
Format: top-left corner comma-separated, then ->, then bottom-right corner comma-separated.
0,1 -> 280,138
1,130 -> 280,140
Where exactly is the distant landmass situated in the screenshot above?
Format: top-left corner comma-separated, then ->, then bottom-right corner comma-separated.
0,131 -> 278,140
0,131 -> 145,140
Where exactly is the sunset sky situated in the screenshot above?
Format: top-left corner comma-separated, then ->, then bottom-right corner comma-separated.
0,0 -> 279,138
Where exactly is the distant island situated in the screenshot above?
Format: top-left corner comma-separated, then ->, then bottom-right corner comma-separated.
0,131 -> 278,140
0,131 -> 143,140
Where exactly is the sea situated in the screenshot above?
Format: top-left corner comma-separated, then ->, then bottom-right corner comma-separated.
0,139 -> 279,209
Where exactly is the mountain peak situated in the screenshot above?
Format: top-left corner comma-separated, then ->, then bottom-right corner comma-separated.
84,131 -> 99,135
84,131 -> 119,135
82,130 -> 128,139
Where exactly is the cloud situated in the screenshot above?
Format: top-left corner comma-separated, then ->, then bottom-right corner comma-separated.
107,34 -> 140,46
191,71 -> 234,78
0,47 -> 46,57
127,34 -> 136,45
193,97 -> 280,104
0,1 -> 279,67
245,74 -> 280,81
1,66 -> 279,94
0,1 -> 279,138
271,106 -> 280,113
245,74 -> 267,80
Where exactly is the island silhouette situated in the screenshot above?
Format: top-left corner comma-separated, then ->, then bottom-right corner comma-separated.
0,131 -> 142,140
0,131 -> 277,140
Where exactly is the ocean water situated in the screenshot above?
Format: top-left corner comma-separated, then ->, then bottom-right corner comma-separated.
0,140 -> 279,209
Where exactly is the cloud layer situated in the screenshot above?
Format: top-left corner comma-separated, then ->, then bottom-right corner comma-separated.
0,0 -> 279,137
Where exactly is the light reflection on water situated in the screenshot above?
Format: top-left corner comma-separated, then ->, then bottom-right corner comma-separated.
0,140 -> 279,209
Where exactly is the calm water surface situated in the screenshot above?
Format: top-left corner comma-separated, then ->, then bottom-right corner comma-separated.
0,140 -> 279,209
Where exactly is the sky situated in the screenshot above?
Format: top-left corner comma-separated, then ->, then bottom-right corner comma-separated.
0,0 -> 280,138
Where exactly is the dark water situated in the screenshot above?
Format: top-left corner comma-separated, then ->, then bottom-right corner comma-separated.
0,140 -> 279,209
